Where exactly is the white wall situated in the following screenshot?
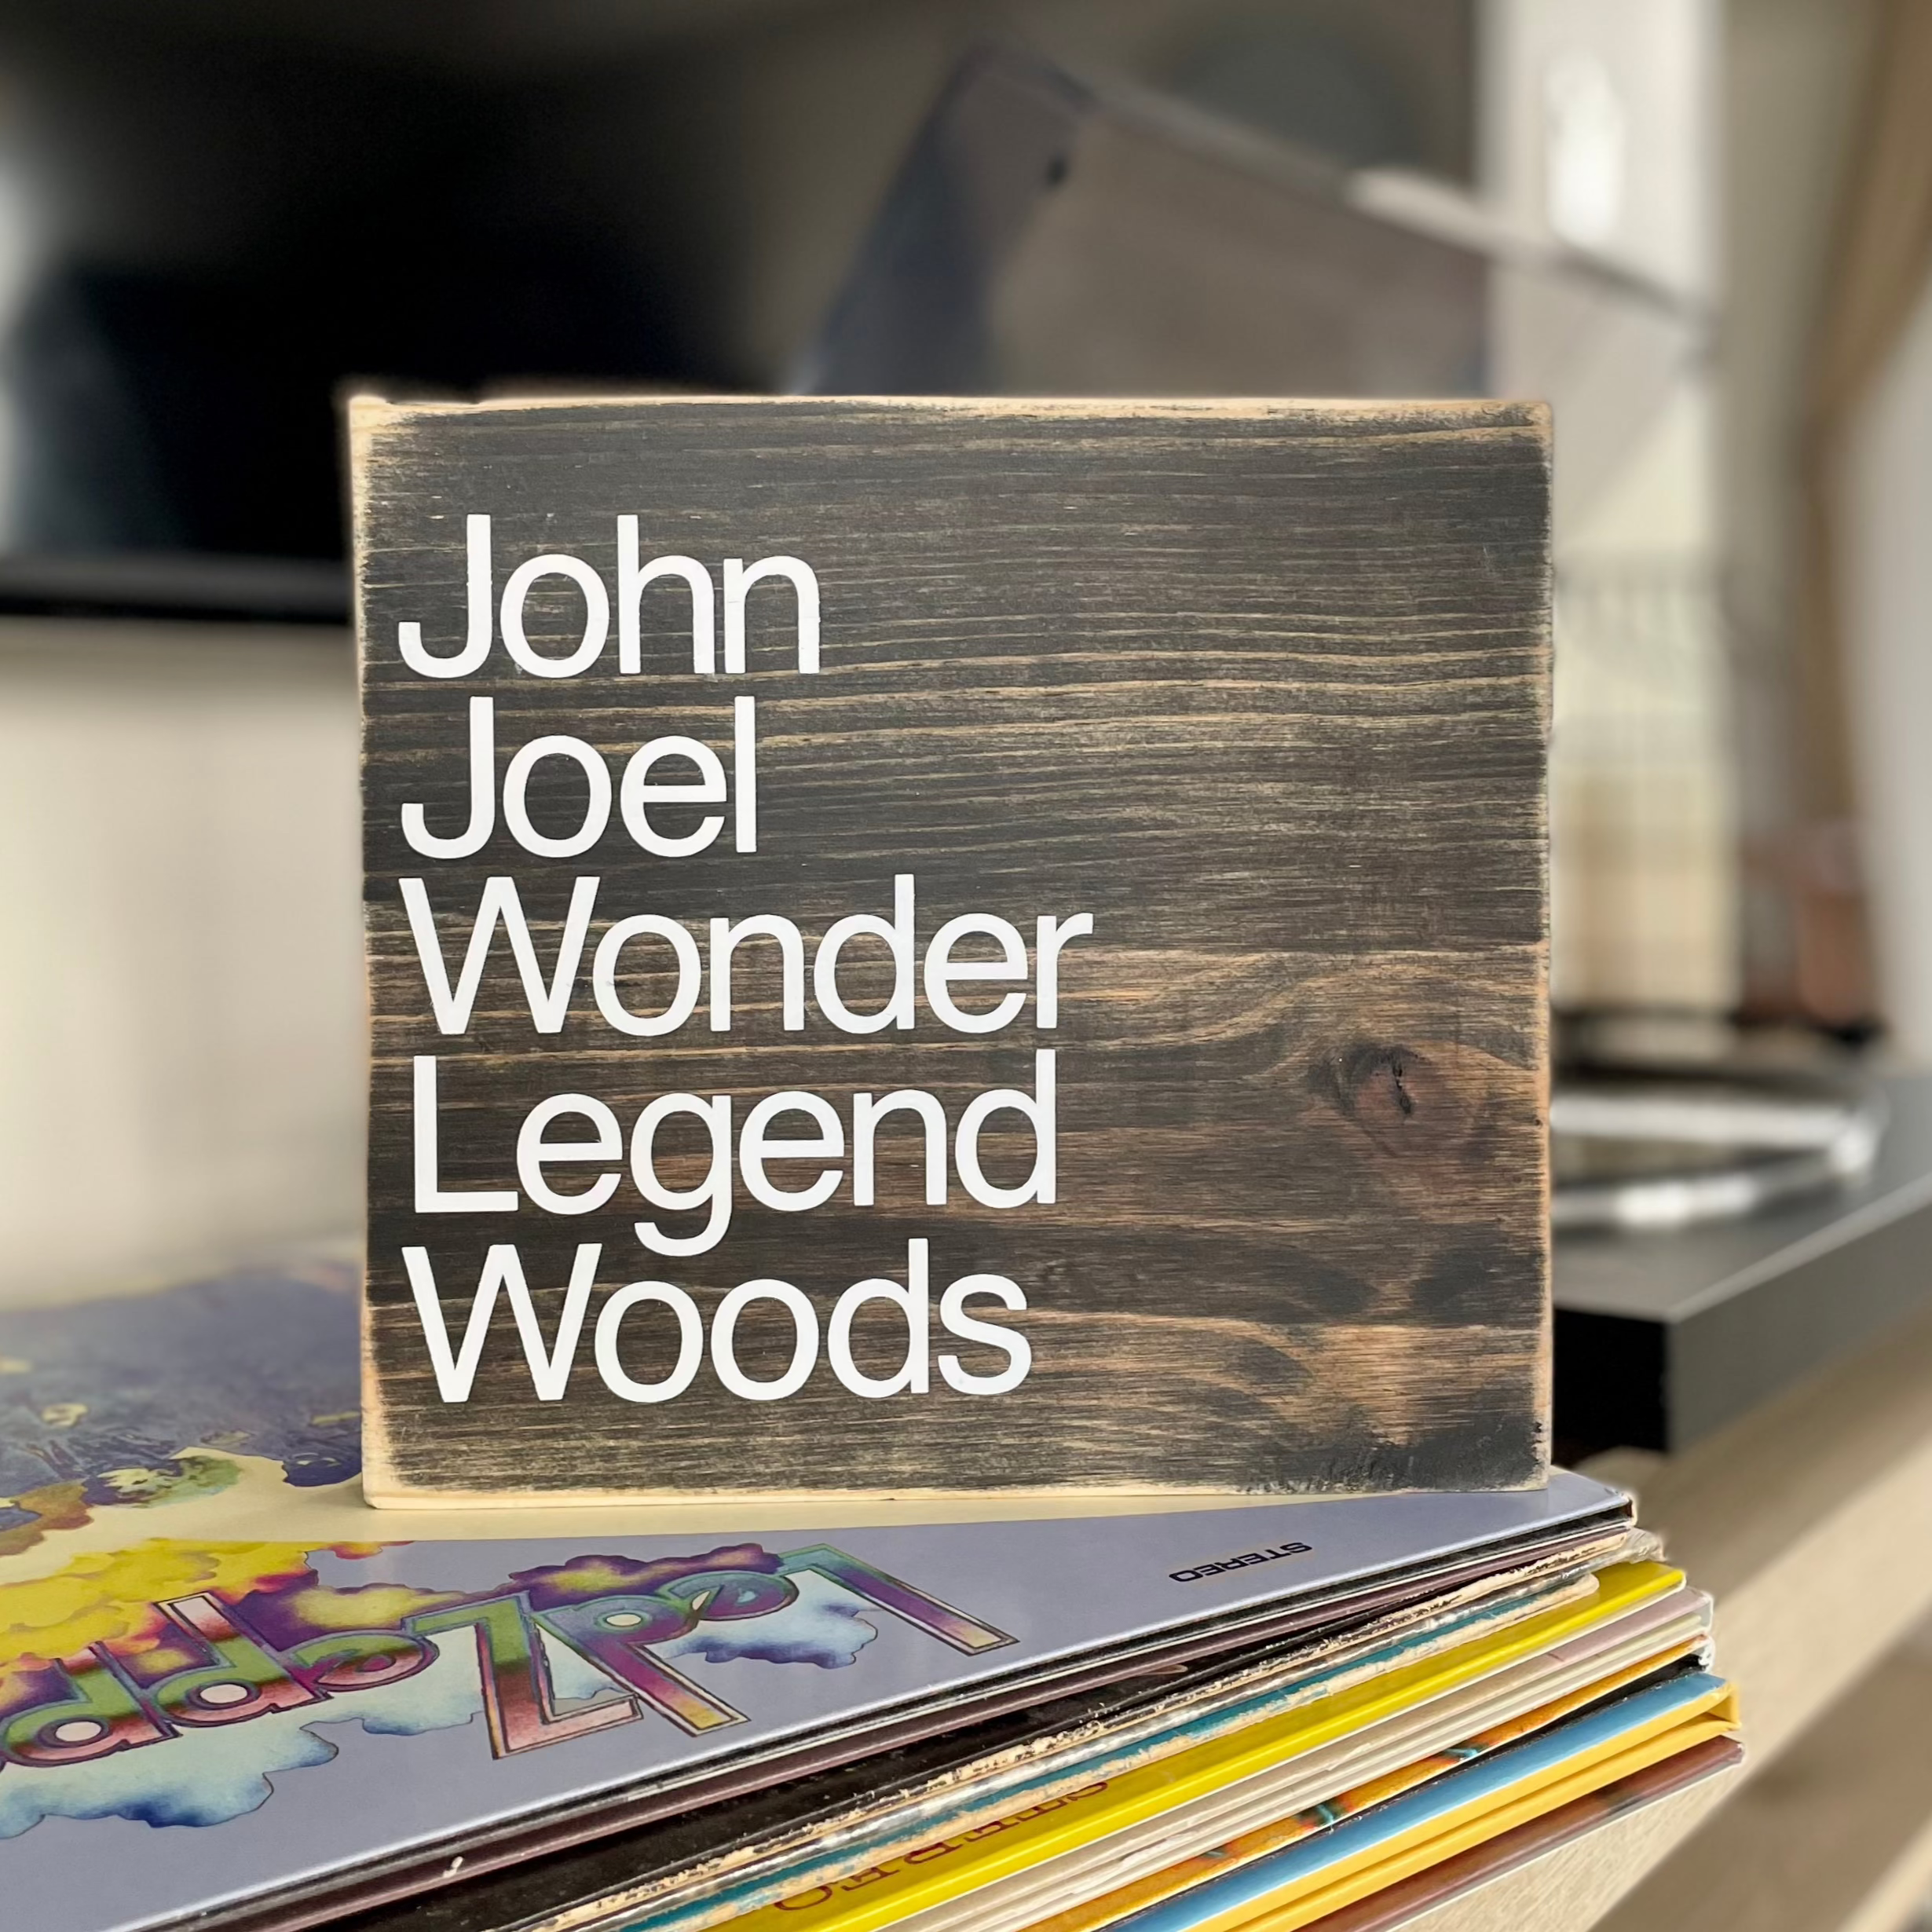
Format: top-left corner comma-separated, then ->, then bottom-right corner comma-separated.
1482,0 -> 1736,1014
0,619 -> 364,1306
1481,0 -> 1714,295
1722,0 -> 1877,1011
1847,274 -> 1932,1064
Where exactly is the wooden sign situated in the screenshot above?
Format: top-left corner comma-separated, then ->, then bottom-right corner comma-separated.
352,397 -> 1551,1505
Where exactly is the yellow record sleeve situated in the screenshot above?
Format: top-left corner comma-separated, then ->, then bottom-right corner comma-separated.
722,1564 -> 1685,1932
999,1643 -> 1701,1932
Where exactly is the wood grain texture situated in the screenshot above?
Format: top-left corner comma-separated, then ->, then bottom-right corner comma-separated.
353,396 -> 1551,1502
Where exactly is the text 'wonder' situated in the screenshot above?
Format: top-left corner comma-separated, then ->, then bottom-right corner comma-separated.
352,396 -> 1552,1504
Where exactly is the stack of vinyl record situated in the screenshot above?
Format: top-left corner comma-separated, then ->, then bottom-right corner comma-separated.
0,1266 -> 1739,1932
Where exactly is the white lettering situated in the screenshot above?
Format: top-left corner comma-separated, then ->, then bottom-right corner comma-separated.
1034,913 -> 1093,1028
398,1244 -> 1034,1406
398,514 -> 495,679
619,737 -> 725,858
734,694 -> 757,852
503,737 -> 611,858
412,1056 -> 518,1213
516,1094 -> 622,1216
500,553 -> 609,678
723,556 -> 820,673
740,1092 -> 843,1212
710,914 -> 806,1031
617,521 -> 714,675
402,1241 -> 598,1401
828,1240 -> 928,1398
925,913 -> 1028,1034
631,1093 -> 734,1256
401,876 -> 598,1035
851,1090 -> 948,1206
938,1274 -> 1031,1393
815,874 -> 915,1034
592,915 -> 702,1037
595,1281 -> 704,1403
711,1280 -> 818,1400
401,695 -> 496,859
955,1049 -> 1056,1208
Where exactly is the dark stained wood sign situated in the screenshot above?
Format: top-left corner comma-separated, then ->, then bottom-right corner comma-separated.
352,396 -> 1551,1505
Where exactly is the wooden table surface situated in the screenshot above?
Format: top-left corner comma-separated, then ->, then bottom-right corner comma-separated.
1392,1293 -> 1932,1931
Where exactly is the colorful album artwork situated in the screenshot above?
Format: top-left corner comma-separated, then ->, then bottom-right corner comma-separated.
0,1268 -> 1625,1932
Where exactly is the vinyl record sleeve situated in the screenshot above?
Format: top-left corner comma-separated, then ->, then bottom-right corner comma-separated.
1300,1733 -> 1743,1932
758,1583 -> 1710,1932
895,1650 -> 1707,1932
660,1568 -> 1692,1932
1061,1671 -> 1740,1932
0,1268 -> 1623,1932
1211,1707 -> 1741,1932
329,1556 -> 1608,1932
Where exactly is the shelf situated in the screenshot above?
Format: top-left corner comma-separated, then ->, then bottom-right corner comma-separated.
1554,1072 -> 1932,1456
1590,1296 -> 1932,1766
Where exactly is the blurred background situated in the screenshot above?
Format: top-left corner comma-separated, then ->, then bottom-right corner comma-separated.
0,0 -> 1920,1323
10,9 -> 1932,1925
